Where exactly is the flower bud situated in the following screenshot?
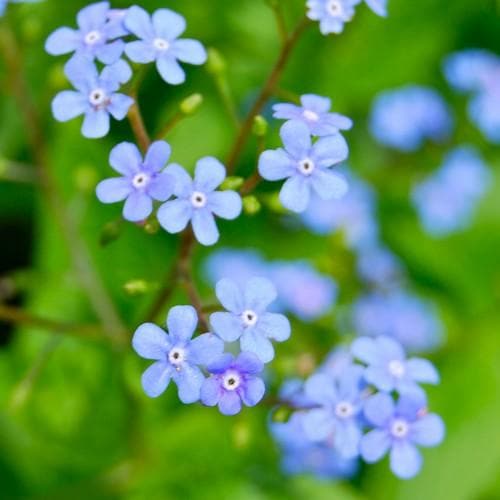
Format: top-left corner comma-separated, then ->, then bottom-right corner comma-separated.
252,115 -> 268,137
180,93 -> 203,115
243,195 -> 261,215
206,47 -> 227,75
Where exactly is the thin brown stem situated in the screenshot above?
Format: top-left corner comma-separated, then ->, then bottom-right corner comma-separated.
225,17 -> 310,174
128,98 -> 151,153
240,171 -> 263,196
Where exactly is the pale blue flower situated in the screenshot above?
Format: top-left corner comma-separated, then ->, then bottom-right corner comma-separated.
306,0 -> 360,35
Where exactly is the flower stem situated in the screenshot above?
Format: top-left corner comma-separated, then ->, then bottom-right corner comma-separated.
128,97 -> 151,153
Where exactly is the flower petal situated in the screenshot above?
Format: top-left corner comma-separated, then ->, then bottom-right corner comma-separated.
310,170 -> 348,200
164,164 -> 193,197
302,408 -> 335,442
200,376 -> 221,406
109,142 -> 142,175
45,27 -> 80,56
157,55 -> 185,85
157,199 -> 192,233
173,364 -> 204,403
172,39 -> 207,65
313,134 -> 349,168
280,120 -> 312,158
257,312 -> 291,342
234,351 -> 264,374
125,40 -> 156,63
360,429 -> 391,463
258,149 -> 294,180
188,333 -> 224,365
352,337 -> 380,365
410,414 -> 445,447
107,93 -> 134,120
240,329 -> 275,363
244,277 -> 277,312
192,209 -> 219,246
206,353 -> 234,374
96,39 -> 124,65
301,94 -> 331,113
82,109 -> 110,138
52,91 -> 87,122
208,191 -> 242,220
123,191 -> 152,222
77,1 -> 110,32
304,373 -> 337,404
141,361 -> 172,397
145,141 -> 172,171
132,323 -> 170,360
218,391 -> 242,415
152,8 -> 186,40
240,377 -> 265,406
390,442 -> 422,479
194,157 -> 226,192
334,420 -> 362,458
406,358 -> 440,384
280,175 -> 310,213
166,305 -> 198,341
96,177 -> 132,203
215,278 -> 244,313
210,312 -> 244,342
363,392 -> 394,427
147,173 -> 174,201
124,5 -> 154,40
365,366 -> 395,392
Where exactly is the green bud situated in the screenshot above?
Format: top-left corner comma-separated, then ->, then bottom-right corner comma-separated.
243,195 -> 261,215
220,176 -> 244,191
100,219 -> 123,247
123,280 -> 154,297
180,93 -> 203,115
206,47 -> 227,75
143,217 -> 160,235
252,115 -> 268,137
271,406 -> 293,423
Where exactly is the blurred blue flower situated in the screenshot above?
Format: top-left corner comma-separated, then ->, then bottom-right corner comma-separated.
412,147 -> 491,237
319,347 -> 354,379
210,278 -> 291,363
132,305 -> 224,403
200,352 -> 265,415
352,290 -> 443,353
364,0 -> 387,16
107,8 -> 129,37
272,94 -> 353,137
360,392 -> 445,479
302,366 -> 365,458
52,57 -> 133,138
158,158 -> 242,246
306,0 -> 359,35
352,336 -> 439,395
96,141 -> 174,222
370,85 -> 453,151
259,121 -> 349,213
45,1 -> 125,64
124,6 -> 207,85
356,245 -> 403,288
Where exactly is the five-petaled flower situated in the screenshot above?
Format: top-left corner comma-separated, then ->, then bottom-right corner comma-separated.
124,6 -> 207,85
210,277 -> 291,363
259,121 -> 349,213
132,305 -> 224,403
52,56 -> 133,138
157,158 -> 242,246
200,352 -> 265,415
306,0 -> 359,35
96,141 -> 174,222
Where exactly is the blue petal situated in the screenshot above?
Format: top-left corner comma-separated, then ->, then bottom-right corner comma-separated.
125,40 -> 156,63
145,141 -> 172,171
390,442 -> 422,479
124,5 -> 154,40
280,120 -> 312,158
82,109 -> 110,138
167,305 -> 198,341
45,27 -> 80,55
206,353 -> 234,374
64,56 -> 97,92
194,156 -> 226,192
157,55 -> 185,85
109,142 -> 142,176
240,329 -> 275,363
157,199 -> 192,233
258,149 -> 293,181
365,366 -> 395,392
313,134 -> 349,168
365,0 -> 388,17
132,323 -> 170,360
376,336 -> 406,361
141,361 -> 172,397
304,373 -> 337,405
334,420 -> 362,458
215,278 -> 244,313
200,376 -> 221,406
52,91 -> 87,122
96,177 -> 132,203
147,173 -> 174,201
188,333 -> 224,365
210,312 -> 244,342
172,364 -> 204,403
234,351 -> 263,374
208,191 -> 242,220
272,103 -> 301,120
108,93 -> 134,120
77,2 -> 110,32
301,94 -> 331,113
258,312 -> 291,341
164,164 -> 193,197
241,377 -> 265,406
406,358 -> 440,384
363,393 -> 394,427
360,429 -> 391,463
244,277 -> 277,312
280,175 -> 310,213
302,408 -> 335,442
152,8 -> 186,40
101,59 -> 132,86
173,39 -> 207,64
351,337 -> 380,365
192,209 -> 219,246
96,39 -> 124,65
310,170 -> 348,200
218,391 -> 242,415
123,191 -> 152,222
410,414 -> 445,447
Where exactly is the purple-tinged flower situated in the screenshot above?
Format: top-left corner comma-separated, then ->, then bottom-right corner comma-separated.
200,352 -> 265,415
306,0 -> 359,35
124,6 -> 207,85
52,57 -> 133,139
352,336 -> 439,395
107,8 -> 129,37
157,158 -> 242,246
357,245 -> 403,288
210,278 -> 291,363
370,85 -> 453,151
412,147 -> 491,237
360,392 -> 445,479
273,94 -> 353,137
96,141 -> 174,222
302,366 -> 365,458
259,121 -> 349,213
364,0 -> 387,16
132,305 -> 224,403
45,2 -> 125,64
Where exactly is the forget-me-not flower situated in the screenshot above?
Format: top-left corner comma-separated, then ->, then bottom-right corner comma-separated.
259,121 -> 349,213
157,158 -> 242,246
210,277 -> 291,363
273,94 -> 353,137
132,305 -> 224,403
45,1 -> 125,64
200,352 -> 265,415
124,6 -> 207,85
96,141 -> 174,222
360,392 -> 445,479
52,56 -> 133,138
306,0 -> 359,35
356,245 -> 403,288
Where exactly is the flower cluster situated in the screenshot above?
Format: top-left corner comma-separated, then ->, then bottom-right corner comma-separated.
272,336 -> 444,480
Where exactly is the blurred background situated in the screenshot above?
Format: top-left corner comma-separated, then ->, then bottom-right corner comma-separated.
1,0 -> 500,498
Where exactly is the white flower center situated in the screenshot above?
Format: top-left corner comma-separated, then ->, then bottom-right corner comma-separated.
153,37 -> 170,51
298,158 -> 315,176
88,88 -> 108,108
222,371 -> 241,391
132,172 -> 150,189
190,191 -> 207,208
85,30 -> 102,45
303,109 -> 320,122
168,347 -> 186,366
391,418 -> 409,439
327,0 -> 344,16
388,360 -> 406,378
241,309 -> 258,327
335,401 -> 354,419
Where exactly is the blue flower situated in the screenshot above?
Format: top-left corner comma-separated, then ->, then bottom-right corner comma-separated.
302,366 -> 365,458
356,245 -> 403,288
124,6 -> 207,85
107,8 -> 130,37
96,141 -> 174,222
360,392 -> 445,479
157,158 -> 242,246
210,278 -> 291,363
259,121 -> 349,213
306,0 -> 359,35
200,352 -> 265,415
370,85 -> 453,151
45,1 -> 125,64
364,0 -> 388,16
352,336 -> 439,395
412,147 -> 491,237
132,305 -> 224,403
273,94 -> 353,137
52,56 -> 133,138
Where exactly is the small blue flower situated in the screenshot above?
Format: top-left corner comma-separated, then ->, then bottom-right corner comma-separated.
306,0 -> 359,35
352,336 -> 439,395
157,158 -> 242,246
364,0 -> 388,17
132,305 -> 224,403
259,121 -> 349,213
302,366 -> 365,458
124,6 -> 207,85
273,94 -> 353,137
52,56 -> 133,138
45,1 -> 125,64
356,245 -> 403,288
200,352 -> 265,415
96,141 -> 174,222
360,392 -> 445,479
210,277 -> 291,363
